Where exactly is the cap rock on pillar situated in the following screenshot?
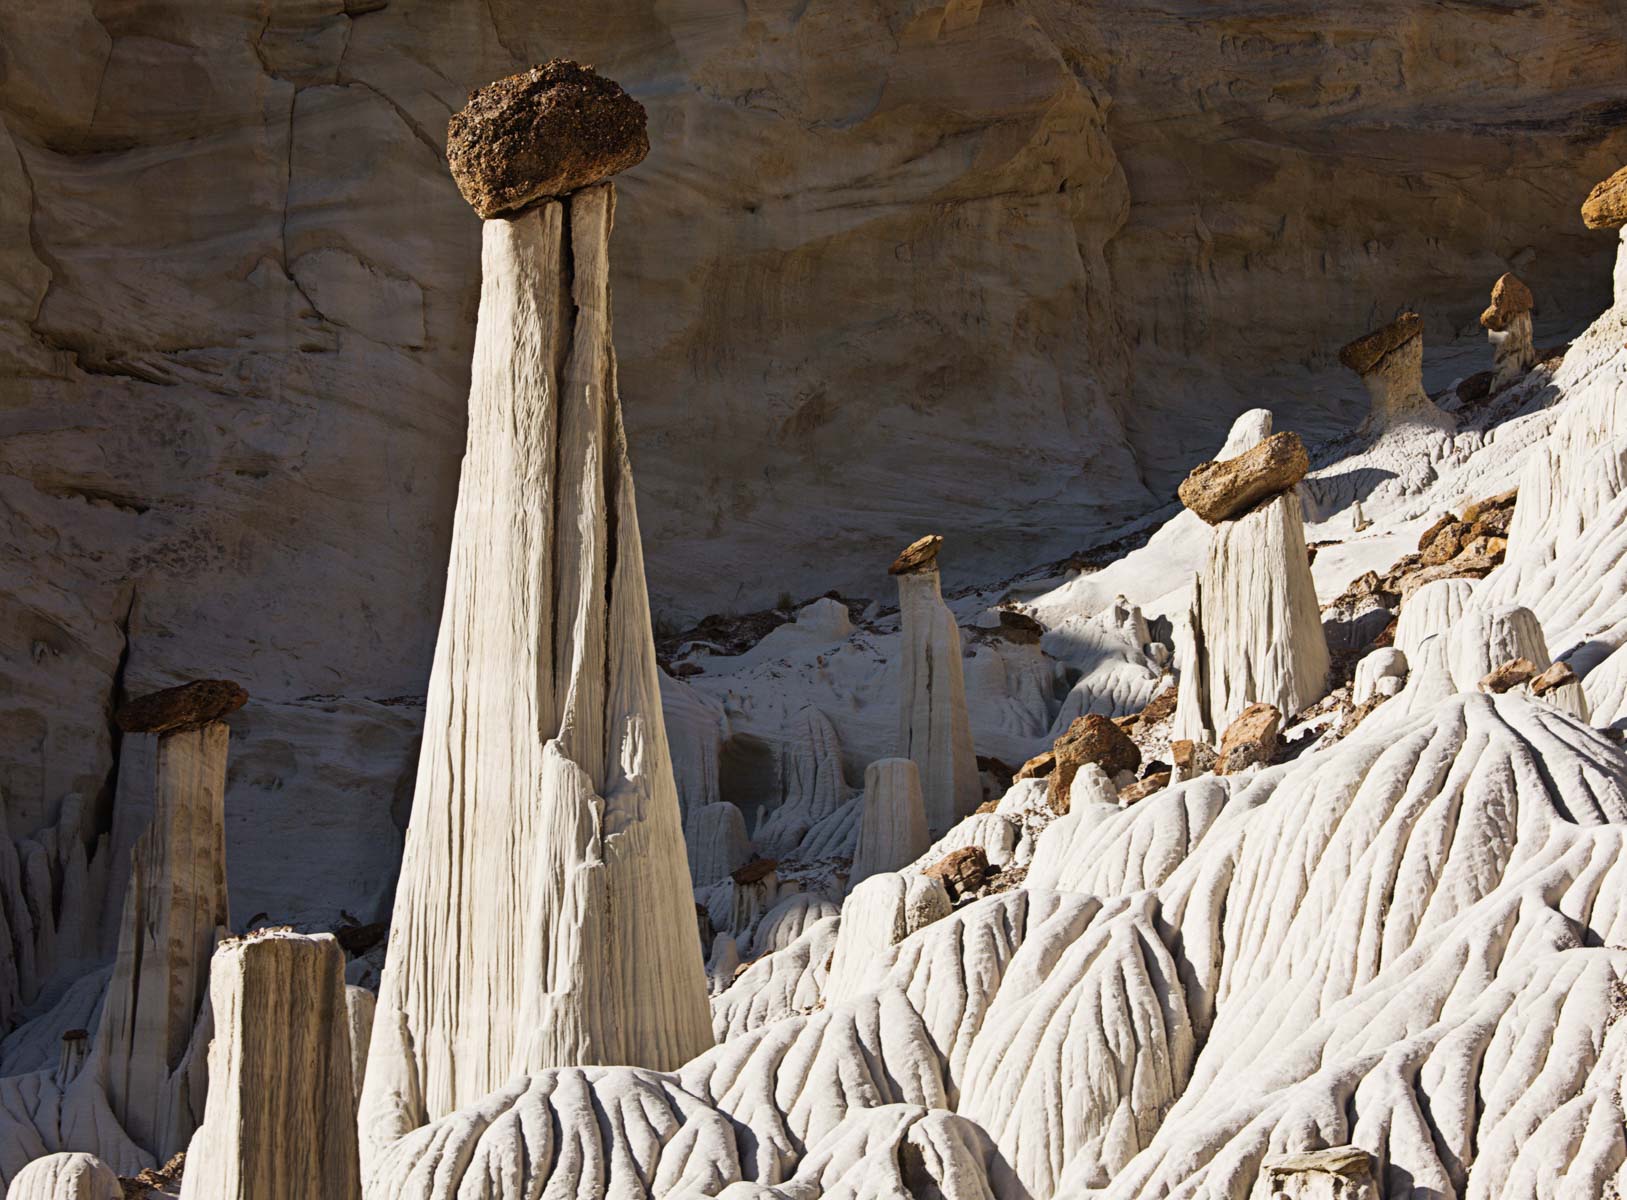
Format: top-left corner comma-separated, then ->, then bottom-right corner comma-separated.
447,60 -> 650,218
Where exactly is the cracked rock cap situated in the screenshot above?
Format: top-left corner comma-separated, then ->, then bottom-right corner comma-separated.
1339,311 -> 1422,375
1479,272 -> 1534,331
889,534 -> 943,576
447,60 -> 650,219
1177,431 -> 1309,525
1581,164 -> 1627,230
116,679 -> 248,734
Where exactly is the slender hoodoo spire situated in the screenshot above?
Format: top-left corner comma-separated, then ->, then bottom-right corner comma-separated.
891,535 -> 981,836
360,63 -> 712,1168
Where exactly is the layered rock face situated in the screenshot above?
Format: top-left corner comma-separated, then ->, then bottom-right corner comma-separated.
4,1 -> 1626,926
359,179 -> 712,1165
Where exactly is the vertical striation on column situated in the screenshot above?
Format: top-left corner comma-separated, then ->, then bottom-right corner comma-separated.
360,182 -> 712,1165
891,536 -> 981,837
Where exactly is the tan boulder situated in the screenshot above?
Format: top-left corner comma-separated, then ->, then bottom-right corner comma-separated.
1416,512 -> 1459,553
1479,657 -> 1538,694
1462,487 -> 1517,525
731,858 -> 778,886
1338,311 -> 1422,376
1048,714 -> 1141,811
995,608 -> 1044,644
1531,660 -> 1579,696
1419,520 -> 1471,566
889,534 -> 944,576
1479,272 -> 1534,331
447,61 -> 649,219
922,845 -> 988,901
1177,431 -> 1310,525
1014,750 -> 1056,781
1171,738 -> 1218,778
1582,164 -> 1627,230
115,679 -> 247,735
1216,703 -> 1281,775
1118,771 -> 1172,804
1256,1145 -> 1379,1200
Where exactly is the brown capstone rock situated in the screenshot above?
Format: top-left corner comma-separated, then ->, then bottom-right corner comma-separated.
1177,431 -> 1310,525
923,845 -> 988,901
1581,165 -> 1627,230
1531,660 -> 1579,696
1216,702 -> 1282,775
446,61 -> 650,219
1338,311 -> 1422,376
1480,658 -> 1538,695
1479,273 -> 1534,331
1048,713 -> 1141,812
731,858 -> 778,885
889,534 -> 943,576
115,679 -> 247,735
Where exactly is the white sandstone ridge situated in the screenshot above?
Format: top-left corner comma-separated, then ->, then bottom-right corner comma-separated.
359,92 -> 712,1179
892,535 -> 982,835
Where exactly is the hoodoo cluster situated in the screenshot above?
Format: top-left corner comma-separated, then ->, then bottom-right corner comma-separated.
4,61 -> 1627,1200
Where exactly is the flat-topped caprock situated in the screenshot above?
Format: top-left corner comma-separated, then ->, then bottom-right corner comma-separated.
1337,310 -> 1421,376
889,533 -> 943,576
115,678 -> 246,735
447,61 -> 649,219
1177,430 -> 1308,525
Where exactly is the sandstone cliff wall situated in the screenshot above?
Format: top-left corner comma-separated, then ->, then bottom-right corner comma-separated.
2,0 -> 1623,922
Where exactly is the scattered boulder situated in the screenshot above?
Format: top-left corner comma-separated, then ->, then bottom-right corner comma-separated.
333,922 -> 387,958
1418,520 -> 1471,566
1048,714 -> 1141,812
1416,512 -> 1458,552
1531,660 -> 1579,696
1177,431 -> 1310,525
1216,703 -> 1282,775
1338,311 -> 1421,376
1479,657 -> 1538,694
1254,1145 -> 1379,1200
1479,272 -> 1534,331
1462,487 -> 1517,525
889,534 -> 943,576
1014,750 -> 1055,781
731,858 -> 778,886
1581,164 -> 1627,230
1118,772 -> 1172,805
994,608 -> 1044,644
1171,738 -> 1218,778
115,679 -> 247,735
922,845 -> 988,902
446,61 -> 650,219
